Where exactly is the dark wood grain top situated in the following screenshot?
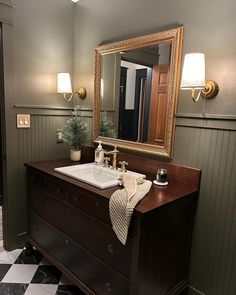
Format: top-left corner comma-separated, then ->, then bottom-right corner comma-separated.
25,145 -> 201,214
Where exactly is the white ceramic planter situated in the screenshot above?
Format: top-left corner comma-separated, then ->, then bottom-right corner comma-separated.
70,149 -> 81,162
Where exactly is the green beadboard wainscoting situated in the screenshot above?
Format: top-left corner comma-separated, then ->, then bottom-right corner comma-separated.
174,119 -> 236,295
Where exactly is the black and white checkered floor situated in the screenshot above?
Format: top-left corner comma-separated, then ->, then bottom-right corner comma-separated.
0,248 -> 85,295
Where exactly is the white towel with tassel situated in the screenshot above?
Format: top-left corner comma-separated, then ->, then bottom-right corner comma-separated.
109,173 -> 152,245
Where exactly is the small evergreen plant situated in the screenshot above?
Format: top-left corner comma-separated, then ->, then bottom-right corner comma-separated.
63,107 -> 88,151
100,111 -> 117,138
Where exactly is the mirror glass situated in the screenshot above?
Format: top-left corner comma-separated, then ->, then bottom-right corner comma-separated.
94,27 -> 183,158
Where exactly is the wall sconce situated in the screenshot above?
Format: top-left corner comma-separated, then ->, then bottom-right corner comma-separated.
57,73 -> 87,102
180,53 -> 219,102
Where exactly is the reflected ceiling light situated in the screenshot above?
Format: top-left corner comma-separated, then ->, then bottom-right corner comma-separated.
57,73 -> 87,102
71,0 -> 80,3
180,53 -> 219,102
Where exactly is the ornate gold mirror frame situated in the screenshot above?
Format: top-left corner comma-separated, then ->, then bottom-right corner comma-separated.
93,26 -> 183,158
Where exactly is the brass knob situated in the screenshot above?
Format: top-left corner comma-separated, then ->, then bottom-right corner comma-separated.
105,282 -> 112,292
107,243 -> 114,254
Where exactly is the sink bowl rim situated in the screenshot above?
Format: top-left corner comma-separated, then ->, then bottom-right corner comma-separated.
54,162 -> 146,189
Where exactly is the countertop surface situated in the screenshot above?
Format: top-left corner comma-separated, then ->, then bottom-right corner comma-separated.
25,155 -> 201,214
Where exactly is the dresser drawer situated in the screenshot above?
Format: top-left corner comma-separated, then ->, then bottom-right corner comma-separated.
29,187 -> 132,277
29,212 -> 130,295
29,170 -> 68,201
29,185 -> 46,213
69,187 -> 111,224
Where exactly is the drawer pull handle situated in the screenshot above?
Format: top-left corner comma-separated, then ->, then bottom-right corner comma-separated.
105,282 -> 112,292
95,202 -> 99,207
107,244 -> 114,254
74,196 -> 79,202
30,175 -> 34,181
65,239 -> 69,245
56,188 -> 61,193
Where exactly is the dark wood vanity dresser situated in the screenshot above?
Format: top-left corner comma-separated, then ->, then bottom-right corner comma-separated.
25,146 -> 201,295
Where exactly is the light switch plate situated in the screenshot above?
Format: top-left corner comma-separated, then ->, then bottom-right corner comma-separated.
17,114 -> 31,128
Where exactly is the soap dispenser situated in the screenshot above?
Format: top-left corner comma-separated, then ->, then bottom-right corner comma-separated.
95,141 -> 104,165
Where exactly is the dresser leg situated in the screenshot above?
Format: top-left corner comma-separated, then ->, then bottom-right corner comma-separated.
25,242 -> 33,256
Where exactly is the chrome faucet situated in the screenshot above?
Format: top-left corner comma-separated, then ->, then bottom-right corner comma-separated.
105,146 -> 119,169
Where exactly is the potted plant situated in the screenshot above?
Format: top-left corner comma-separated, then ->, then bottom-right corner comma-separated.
63,107 -> 88,161
100,111 -> 117,138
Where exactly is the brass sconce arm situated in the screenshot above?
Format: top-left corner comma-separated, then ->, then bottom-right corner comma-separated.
191,80 -> 219,102
191,89 -> 202,102
63,93 -> 73,102
62,87 -> 87,102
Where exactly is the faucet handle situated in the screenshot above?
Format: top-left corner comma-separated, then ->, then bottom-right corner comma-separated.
119,161 -> 128,172
103,157 -> 110,168
113,145 -> 119,153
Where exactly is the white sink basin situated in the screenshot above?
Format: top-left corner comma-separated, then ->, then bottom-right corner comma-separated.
54,162 -> 146,189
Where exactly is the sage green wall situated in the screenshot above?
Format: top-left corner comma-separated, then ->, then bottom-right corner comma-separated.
73,1 -> 236,295
1,0 -> 75,249
13,0 -> 75,108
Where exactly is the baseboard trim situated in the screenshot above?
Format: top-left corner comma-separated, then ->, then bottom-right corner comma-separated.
188,285 -> 207,295
167,278 -> 188,294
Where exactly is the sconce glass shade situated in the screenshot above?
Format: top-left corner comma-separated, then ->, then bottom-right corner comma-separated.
57,73 -> 72,94
180,53 -> 205,90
